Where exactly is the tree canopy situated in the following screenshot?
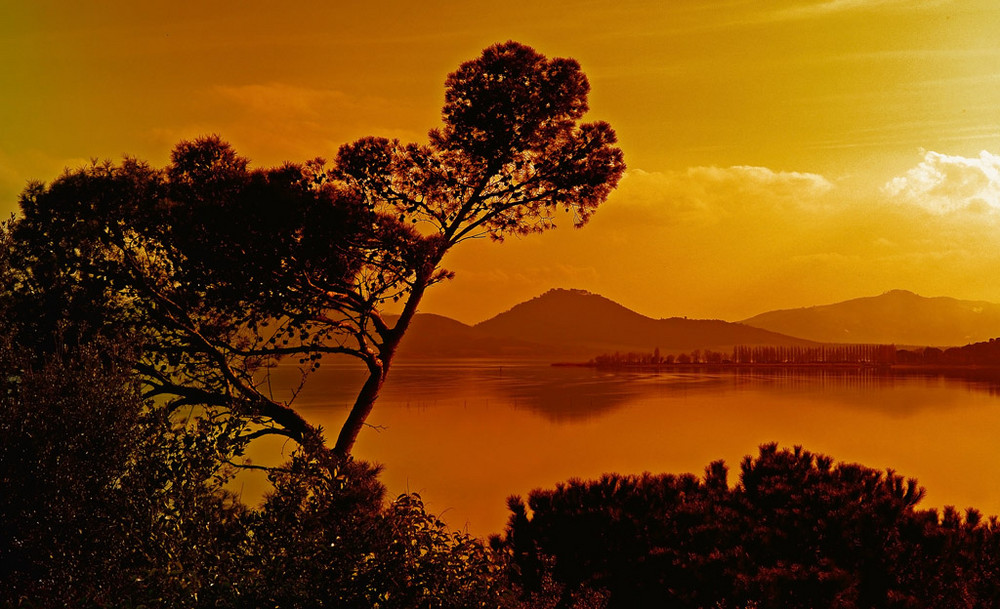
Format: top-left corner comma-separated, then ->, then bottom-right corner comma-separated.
3,40 -> 625,465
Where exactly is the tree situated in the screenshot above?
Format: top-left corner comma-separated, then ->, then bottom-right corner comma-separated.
5,41 -> 624,467
7,150 -> 368,462
330,40 -> 624,456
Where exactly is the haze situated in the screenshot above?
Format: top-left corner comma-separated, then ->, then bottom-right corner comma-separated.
6,1 -> 1000,321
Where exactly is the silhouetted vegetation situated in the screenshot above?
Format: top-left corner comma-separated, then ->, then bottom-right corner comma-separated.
0,337 -> 509,608
1,40 -> 622,608
591,344 -> 898,368
7,38 -> 1000,608
732,344 -> 897,365
7,336 -> 1000,606
592,340 -> 1000,372
3,40 -> 624,477
504,444 -> 1000,609
897,337 -> 1000,366
0,337 -> 246,607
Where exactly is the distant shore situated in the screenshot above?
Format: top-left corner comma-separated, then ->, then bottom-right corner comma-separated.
553,361 -> 1000,376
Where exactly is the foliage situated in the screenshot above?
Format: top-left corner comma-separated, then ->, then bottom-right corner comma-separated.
7,337 -> 1000,608
234,455 -> 507,608
0,337 -> 244,608
0,39 -> 624,608
4,41 -> 624,468
0,336 -> 510,608
503,444 -> 1000,609
591,345 -> 899,368
5,146 -> 391,451
897,337 -> 1000,366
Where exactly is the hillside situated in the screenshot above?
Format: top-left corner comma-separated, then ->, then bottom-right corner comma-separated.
466,288 -> 815,359
741,290 -> 1000,347
392,313 -> 553,360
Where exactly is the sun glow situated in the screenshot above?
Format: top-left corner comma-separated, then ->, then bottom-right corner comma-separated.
6,1 -> 1000,319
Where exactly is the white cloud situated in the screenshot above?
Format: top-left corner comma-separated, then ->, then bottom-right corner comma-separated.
685,165 -> 834,199
773,0 -> 949,21
599,166 -> 833,227
884,150 -> 1000,214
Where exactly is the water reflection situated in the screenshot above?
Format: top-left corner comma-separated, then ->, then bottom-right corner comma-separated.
249,361 -> 1000,537
263,362 -> 1000,422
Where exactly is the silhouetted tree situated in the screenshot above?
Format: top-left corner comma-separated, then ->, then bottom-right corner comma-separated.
4,41 -> 624,467
331,41 -> 624,456
0,333 -> 511,607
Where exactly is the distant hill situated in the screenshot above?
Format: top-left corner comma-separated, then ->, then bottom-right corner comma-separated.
431,288 -> 815,360
393,313 -> 552,360
741,290 -> 1000,347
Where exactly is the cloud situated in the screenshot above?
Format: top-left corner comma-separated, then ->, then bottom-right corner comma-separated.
187,82 -> 428,165
598,166 -> 833,227
772,0 -> 948,21
214,83 -> 361,120
683,165 -> 834,201
427,154 -> 1000,323
884,150 -> 1000,214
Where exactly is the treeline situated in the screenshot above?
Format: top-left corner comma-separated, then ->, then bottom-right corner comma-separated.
898,337 -> 1000,366
593,340 -> 1000,370
505,444 -> 1000,608
592,347 -> 728,366
592,344 -> 898,367
732,344 -> 897,365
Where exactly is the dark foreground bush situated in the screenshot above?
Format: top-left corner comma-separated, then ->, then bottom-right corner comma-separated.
503,444 -> 1000,609
0,343 -> 508,609
230,451 -> 506,609
0,341 -> 246,607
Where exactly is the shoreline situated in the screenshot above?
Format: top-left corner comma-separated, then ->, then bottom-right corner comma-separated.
553,361 -> 1000,375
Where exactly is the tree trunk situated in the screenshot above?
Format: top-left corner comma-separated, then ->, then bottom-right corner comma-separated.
332,268 -> 436,459
332,358 -> 386,459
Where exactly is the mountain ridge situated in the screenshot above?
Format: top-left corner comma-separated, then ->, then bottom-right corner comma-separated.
397,288 -> 815,361
741,289 -> 1000,346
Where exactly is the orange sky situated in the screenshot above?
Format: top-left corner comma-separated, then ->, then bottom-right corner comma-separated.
6,1 -> 1000,322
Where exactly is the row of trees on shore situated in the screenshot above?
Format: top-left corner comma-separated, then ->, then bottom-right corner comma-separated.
897,337 -> 1000,366
592,339 -> 1000,369
592,344 -> 900,368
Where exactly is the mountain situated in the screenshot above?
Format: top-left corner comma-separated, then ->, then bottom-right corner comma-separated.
740,290 -> 1000,346
392,313 -> 552,360
446,288 -> 816,360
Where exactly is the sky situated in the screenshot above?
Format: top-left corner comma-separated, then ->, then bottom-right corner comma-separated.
5,0 -> 1000,323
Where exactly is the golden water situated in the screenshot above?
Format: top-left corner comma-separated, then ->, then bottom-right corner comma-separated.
247,362 -> 1000,537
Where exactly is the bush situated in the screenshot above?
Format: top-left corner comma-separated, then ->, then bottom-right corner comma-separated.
0,341 -> 509,608
503,444 -> 1000,609
0,341 -> 244,608
231,448 -> 506,608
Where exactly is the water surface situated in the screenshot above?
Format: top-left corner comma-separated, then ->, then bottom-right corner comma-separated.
250,362 -> 1000,536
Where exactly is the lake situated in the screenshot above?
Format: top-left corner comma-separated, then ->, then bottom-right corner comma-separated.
246,361 -> 1000,537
